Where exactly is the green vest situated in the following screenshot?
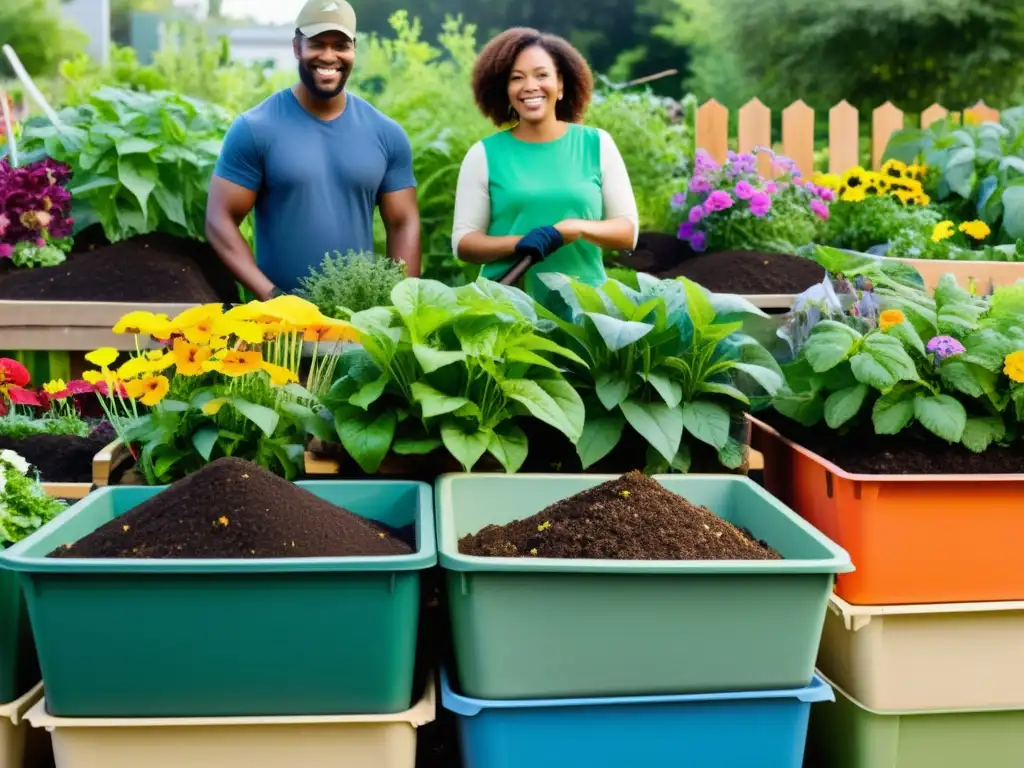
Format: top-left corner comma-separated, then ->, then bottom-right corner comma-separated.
478,124 -> 606,300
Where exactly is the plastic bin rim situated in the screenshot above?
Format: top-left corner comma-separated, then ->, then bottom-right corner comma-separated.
434,472 -> 853,575
439,669 -> 835,717
749,415 -> 1024,483
829,593 -> 1024,626
24,677 -> 438,729
0,480 -> 437,574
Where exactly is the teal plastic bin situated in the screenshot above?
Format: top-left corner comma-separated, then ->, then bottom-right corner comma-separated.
0,566 -> 40,703
0,480 -> 435,718
435,473 -> 852,701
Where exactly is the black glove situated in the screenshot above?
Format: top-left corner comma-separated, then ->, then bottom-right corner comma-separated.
514,226 -> 564,262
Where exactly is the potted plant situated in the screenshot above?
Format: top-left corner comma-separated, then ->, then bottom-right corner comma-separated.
751,269 -> 1024,605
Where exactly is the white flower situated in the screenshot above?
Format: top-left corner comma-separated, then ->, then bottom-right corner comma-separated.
0,450 -> 30,476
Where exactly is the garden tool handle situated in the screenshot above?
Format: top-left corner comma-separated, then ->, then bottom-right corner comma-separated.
498,254 -> 536,286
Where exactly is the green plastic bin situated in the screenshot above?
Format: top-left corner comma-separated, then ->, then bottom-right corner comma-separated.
435,473 -> 852,701
0,480 -> 435,718
806,674 -> 1024,768
0,566 -> 40,703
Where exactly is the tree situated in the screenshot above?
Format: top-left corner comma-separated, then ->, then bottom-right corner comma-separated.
0,0 -> 88,76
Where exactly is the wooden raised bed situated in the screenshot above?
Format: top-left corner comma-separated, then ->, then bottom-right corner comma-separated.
886,257 -> 1024,294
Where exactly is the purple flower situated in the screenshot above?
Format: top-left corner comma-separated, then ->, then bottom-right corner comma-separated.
810,198 -> 830,220
688,175 -> 712,194
926,335 -> 966,361
670,192 -> 686,209
688,205 -> 706,223
734,180 -> 755,200
749,191 -> 772,217
690,231 -> 707,251
677,221 -> 695,239
694,150 -> 720,174
705,190 -> 734,212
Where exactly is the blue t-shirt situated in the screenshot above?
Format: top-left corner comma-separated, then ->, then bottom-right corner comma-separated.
213,89 -> 416,292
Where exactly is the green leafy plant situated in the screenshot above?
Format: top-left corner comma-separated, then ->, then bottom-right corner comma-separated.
883,109 -> 1024,243
0,449 -> 66,545
773,273 -> 1024,451
322,278 -> 587,473
298,250 -> 406,318
537,272 -> 783,472
818,194 -> 944,254
15,87 -> 233,242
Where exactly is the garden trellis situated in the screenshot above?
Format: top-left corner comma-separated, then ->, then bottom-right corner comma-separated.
695,98 -> 1002,177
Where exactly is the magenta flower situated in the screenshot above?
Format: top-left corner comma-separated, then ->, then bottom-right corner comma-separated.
688,205 -> 706,224
819,187 -> 835,202
694,150 -> 720,174
690,231 -> 707,252
926,336 -> 966,361
749,191 -> 772,217
734,180 -> 755,200
670,192 -> 686,209
0,212 -> 7,237
688,175 -> 712,194
764,181 -> 779,194
705,190 -> 734,212
810,198 -> 829,220
677,221 -> 695,239
0,244 -> 10,259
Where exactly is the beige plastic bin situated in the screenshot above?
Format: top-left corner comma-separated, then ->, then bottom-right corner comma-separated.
0,683 -> 46,768
818,594 -> 1024,711
27,678 -> 435,768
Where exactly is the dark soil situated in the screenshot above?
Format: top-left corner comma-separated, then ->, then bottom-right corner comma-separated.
49,456 -> 415,559
458,470 -> 781,560
617,231 -> 691,274
758,410 -> 1024,475
661,250 -> 825,294
0,229 -> 238,303
0,421 -> 115,482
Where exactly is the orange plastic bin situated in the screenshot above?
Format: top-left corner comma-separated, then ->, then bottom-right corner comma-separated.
749,416 -> 1024,606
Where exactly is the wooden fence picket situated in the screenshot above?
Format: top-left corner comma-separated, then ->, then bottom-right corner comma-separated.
693,97 -> 1003,176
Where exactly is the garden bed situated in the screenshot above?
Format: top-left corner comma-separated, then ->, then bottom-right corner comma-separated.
0,421 -> 115,483
885,255 -> 1024,295
618,232 -> 824,303
0,229 -> 239,351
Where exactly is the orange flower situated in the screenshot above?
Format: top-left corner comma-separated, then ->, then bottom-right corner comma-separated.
172,339 -> 213,376
879,309 -> 905,331
304,319 -> 360,343
205,350 -> 263,377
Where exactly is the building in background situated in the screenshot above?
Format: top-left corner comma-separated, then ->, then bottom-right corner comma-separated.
61,0 -> 111,65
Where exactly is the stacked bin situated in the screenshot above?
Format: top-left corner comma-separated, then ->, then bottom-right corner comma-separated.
434,473 -> 852,768
0,481 -> 438,768
751,417 -> 1024,768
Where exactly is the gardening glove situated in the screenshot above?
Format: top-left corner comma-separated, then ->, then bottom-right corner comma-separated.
514,226 -> 564,262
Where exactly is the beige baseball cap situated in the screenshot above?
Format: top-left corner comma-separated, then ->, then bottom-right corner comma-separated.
295,0 -> 357,40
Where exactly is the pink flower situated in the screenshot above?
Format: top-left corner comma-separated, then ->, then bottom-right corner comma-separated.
810,198 -> 830,220
749,191 -> 772,217
764,181 -> 779,194
0,212 -> 8,237
688,205 -> 706,224
819,188 -> 835,202
734,180 -> 756,200
690,231 -> 707,251
705,190 -> 734,212
688,175 -> 712,194
0,244 -> 11,260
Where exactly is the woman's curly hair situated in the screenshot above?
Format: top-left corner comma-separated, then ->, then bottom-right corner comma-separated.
471,28 -> 594,126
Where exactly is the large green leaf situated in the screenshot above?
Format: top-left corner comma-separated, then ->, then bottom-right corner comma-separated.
230,397 -> 280,436
678,277 -> 716,330
585,313 -> 653,351
335,406 -> 397,474
391,279 -> 460,341
410,382 -> 470,419
803,321 -> 862,372
191,426 -> 219,461
850,334 -> 918,390
913,394 -> 967,443
641,371 -> 683,408
440,421 -> 491,471
350,374 -> 389,410
576,412 -> 626,469
502,378 -> 584,442
117,155 -> 157,217
823,384 -> 869,428
595,373 -> 631,410
487,423 -> 529,473
620,399 -> 683,462
681,400 -> 730,450
412,344 -> 465,374
939,359 -> 996,399
961,416 -> 1006,453
1003,183 -> 1024,239
871,384 -> 917,434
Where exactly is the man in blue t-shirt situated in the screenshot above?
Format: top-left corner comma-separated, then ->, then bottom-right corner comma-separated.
206,0 -> 421,299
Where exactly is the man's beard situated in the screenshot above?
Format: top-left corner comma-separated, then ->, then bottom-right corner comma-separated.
297,60 -> 349,100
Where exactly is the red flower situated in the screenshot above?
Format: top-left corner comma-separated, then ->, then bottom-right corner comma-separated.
6,386 -> 41,407
65,379 -> 94,396
0,358 -> 30,388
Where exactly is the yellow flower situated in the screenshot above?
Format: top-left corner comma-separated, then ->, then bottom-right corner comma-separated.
863,172 -> 889,196
206,350 -> 263,377
183,315 -> 218,345
42,379 -> 67,396
257,295 -> 325,329
1003,351 -> 1024,383
880,159 -> 908,180
85,347 -> 119,368
202,397 -> 230,416
211,315 -> 266,344
959,220 -> 991,240
117,355 -> 156,381
811,172 -> 840,190
840,166 -> 868,192
840,186 -> 866,203
303,318 -> 360,343
113,311 -> 171,338
170,303 -> 223,333
144,350 -> 175,373
879,309 -> 905,331
172,338 -> 213,376
907,163 -> 927,180
260,361 -> 299,387
82,370 -> 104,385
932,221 -> 955,242
138,375 -> 170,406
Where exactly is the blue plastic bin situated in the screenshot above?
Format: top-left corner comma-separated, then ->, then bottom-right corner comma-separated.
441,669 -> 833,768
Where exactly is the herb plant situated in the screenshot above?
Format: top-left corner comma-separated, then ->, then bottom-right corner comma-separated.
322,278 -> 586,473
0,449 -> 66,545
298,250 -> 405,318
537,272 -> 783,472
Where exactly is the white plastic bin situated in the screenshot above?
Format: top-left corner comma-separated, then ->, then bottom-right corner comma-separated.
818,595 -> 1024,710
0,682 -> 46,768
27,678 -> 435,768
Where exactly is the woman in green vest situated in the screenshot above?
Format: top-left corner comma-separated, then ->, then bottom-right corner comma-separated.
452,27 -> 638,299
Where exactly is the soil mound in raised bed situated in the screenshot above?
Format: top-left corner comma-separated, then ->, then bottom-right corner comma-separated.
50,456 -> 414,559
661,251 -> 825,294
759,410 -> 1024,475
0,421 -> 115,482
0,232 -> 237,303
458,471 -> 781,561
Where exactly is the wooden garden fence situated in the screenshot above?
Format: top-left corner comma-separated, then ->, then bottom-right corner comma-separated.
694,99 -> 1002,178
